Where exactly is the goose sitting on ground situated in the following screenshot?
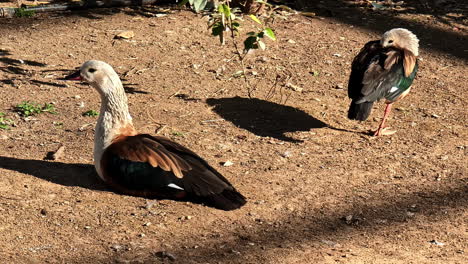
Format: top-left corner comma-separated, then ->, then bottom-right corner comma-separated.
347,28 -> 419,136
65,60 -> 246,210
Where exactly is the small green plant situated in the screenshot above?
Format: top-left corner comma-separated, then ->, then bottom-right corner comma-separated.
0,112 -> 12,130
172,131 -> 185,137
208,3 -> 276,98
244,15 -> 276,51
14,101 -> 56,117
53,121 -> 64,128
82,110 -> 99,117
182,0 -> 276,98
15,8 -> 35,18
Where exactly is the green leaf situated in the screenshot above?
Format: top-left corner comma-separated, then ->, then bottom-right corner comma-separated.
232,21 -> 240,30
244,36 -> 258,51
264,28 -> 276,41
82,110 -> 99,117
218,4 -> 231,18
193,0 -> 207,12
211,22 -> 224,36
249,14 -> 262,25
258,40 -> 266,50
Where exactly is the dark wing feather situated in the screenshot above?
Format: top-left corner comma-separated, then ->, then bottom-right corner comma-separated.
348,40 -> 381,99
347,40 -> 381,120
101,134 -> 246,210
358,48 -> 417,103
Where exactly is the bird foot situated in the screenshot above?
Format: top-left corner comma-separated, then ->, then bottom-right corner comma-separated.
373,127 -> 397,136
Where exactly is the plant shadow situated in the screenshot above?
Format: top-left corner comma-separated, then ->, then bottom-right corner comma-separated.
206,97 -> 327,142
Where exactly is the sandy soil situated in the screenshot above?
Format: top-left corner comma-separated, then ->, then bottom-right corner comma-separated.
0,1 -> 467,263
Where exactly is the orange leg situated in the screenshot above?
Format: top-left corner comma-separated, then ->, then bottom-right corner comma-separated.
373,103 -> 397,136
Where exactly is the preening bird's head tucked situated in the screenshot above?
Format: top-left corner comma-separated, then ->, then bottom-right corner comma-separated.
72,60 -> 124,96
381,28 -> 419,56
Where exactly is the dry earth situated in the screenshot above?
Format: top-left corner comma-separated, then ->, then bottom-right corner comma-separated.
0,1 -> 467,263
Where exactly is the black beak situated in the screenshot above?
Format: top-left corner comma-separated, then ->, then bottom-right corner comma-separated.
63,70 -> 82,81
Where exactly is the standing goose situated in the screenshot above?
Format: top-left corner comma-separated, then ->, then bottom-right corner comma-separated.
65,60 -> 246,210
347,28 -> 419,136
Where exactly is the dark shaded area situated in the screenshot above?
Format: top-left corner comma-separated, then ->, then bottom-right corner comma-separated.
0,156 -> 106,191
66,180 -> 467,263
0,50 -> 48,76
123,86 -> 150,94
0,79 -> 15,85
1,1 -> 465,60
206,97 -> 327,142
30,79 -> 68,88
174,93 -> 202,102
0,49 -> 12,56
0,57 -> 47,67
292,0 -> 468,60
170,181 -> 468,263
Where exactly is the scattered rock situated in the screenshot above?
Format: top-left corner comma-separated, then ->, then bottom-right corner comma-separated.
110,244 -> 123,252
341,214 -> 361,225
44,145 -> 65,161
155,251 -> 176,261
280,151 -> 292,158
114,31 -> 135,39
335,84 -> 344,89
145,200 -> 157,210
287,39 -> 296,44
0,135 -> 8,140
143,222 -> 151,227
286,83 -> 303,92
429,240 -> 445,246
431,113 -> 440,118
223,160 -> 234,167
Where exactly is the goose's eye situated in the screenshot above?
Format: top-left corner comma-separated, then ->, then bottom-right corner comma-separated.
88,68 -> 96,73
388,40 -> 394,44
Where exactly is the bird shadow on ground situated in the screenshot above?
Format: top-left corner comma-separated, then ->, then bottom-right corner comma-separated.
206,97 -> 327,142
0,156 -> 107,191
0,156 -> 230,210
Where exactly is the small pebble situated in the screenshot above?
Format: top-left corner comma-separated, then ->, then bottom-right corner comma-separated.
223,161 -> 234,167
155,251 -> 176,261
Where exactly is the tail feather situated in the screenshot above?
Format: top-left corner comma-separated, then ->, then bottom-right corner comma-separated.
348,100 -> 373,121
199,188 -> 247,211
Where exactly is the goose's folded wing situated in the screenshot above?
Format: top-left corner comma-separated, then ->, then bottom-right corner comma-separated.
357,49 -> 406,103
101,134 -> 238,198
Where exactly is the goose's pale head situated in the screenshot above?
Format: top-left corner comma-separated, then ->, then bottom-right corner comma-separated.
380,28 -> 419,56
66,60 -> 122,95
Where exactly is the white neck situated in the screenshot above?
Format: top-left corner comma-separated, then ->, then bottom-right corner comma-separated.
93,78 -> 135,179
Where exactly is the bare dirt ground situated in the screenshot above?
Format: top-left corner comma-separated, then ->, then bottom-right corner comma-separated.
0,1 -> 467,263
